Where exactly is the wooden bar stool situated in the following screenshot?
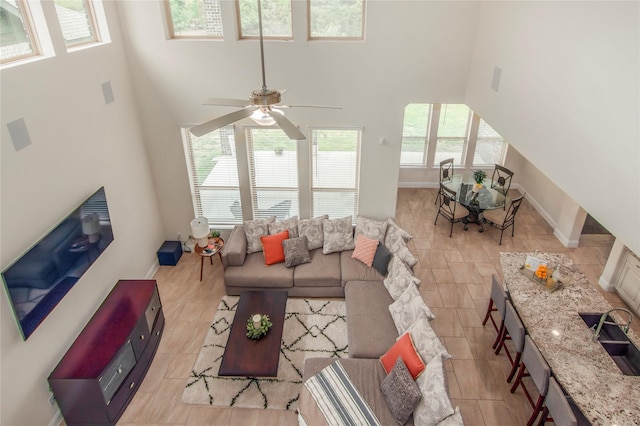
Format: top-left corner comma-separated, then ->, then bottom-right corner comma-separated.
494,300 -> 525,382
537,377 -> 577,426
482,275 -> 508,349
510,335 -> 550,426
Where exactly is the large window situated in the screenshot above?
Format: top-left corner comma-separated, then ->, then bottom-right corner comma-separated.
400,103 -> 507,168
182,126 -> 241,225
237,0 -> 292,39
1,0 -> 39,63
310,127 -> 360,219
246,128 -> 299,219
308,0 -> 365,40
54,0 -> 99,47
166,0 -> 223,38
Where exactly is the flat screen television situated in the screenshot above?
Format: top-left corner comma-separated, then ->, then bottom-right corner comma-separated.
2,187 -> 114,340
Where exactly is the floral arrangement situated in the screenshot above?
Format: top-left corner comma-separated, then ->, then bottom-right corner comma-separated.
473,170 -> 487,185
246,314 -> 272,339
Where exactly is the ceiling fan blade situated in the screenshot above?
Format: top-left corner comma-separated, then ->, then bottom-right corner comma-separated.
278,104 -> 342,110
268,110 -> 306,140
190,107 -> 256,137
202,98 -> 251,107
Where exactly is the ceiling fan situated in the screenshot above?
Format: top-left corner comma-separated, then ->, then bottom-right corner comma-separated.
190,0 -> 339,140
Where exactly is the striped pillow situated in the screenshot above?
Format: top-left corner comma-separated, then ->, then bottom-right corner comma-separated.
351,235 -> 379,267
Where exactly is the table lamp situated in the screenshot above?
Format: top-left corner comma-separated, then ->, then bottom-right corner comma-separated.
190,217 -> 210,248
82,213 -> 100,243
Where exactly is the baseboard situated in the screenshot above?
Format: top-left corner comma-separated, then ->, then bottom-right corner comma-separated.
553,228 -> 580,248
514,183 -> 558,230
598,276 -> 616,292
48,409 -> 63,426
146,259 -> 159,279
398,181 -> 438,188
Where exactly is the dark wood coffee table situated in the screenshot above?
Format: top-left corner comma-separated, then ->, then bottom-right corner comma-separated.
218,290 -> 288,377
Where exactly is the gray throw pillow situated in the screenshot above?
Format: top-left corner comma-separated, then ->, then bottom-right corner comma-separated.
383,255 -> 421,300
389,283 -> 436,335
269,216 -> 299,238
436,407 -> 464,426
371,243 -> 393,276
385,218 -> 413,248
381,357 -> 422,425
282,236 -> 311,268
355,215 -> 389,243
322,216 -> 356,254
244,216 -> 275,254
298,215 -> 328,250
390,238 -> 418,268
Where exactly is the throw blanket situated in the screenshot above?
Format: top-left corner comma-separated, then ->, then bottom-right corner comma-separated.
304,360 -> 381,426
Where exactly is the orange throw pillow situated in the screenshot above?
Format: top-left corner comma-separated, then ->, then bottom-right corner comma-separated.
380,332 -> 426,379
260,230 -> 289,265
351,234 -> 379,267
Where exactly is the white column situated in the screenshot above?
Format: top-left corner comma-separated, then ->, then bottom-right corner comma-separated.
553,195 -> 587,248
599,238 -> 627,291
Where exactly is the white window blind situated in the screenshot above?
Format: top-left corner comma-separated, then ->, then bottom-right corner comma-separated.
246,128 -> 298,219
310,128 -> 360,219
433,104 -> 471,165
1,0 -> 39,63
400,103 -> 431,166
182,126 -> 242,225
166,0 -> 223,39
54,0 -> 99,47
473,118 -> 508,166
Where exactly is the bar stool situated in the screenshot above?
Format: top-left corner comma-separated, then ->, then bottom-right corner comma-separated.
511,335 -> 550,426
537,377 -> 577,426
482,275 -> 508,349
494,301 -> 525,382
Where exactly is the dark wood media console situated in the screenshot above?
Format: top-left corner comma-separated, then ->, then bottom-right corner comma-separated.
48,279 -> 164,425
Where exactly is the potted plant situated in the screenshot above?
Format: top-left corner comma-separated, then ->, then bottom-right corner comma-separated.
472,170 -> 487,192
274,144 -> 285,156
210,229 -> 221,243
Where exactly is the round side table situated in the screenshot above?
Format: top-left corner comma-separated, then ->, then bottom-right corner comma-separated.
194,238 -> 224,281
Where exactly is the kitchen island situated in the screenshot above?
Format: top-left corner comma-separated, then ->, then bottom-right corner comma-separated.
500,252 -> 640,425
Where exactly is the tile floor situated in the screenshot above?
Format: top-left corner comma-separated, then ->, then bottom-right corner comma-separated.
113,188 -> 636,426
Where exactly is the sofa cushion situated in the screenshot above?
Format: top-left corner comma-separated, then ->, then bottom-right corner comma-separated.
222,225 -> 247,267
355,215 -> 388,243
351,234 -> 379,267
294,248 -> 341,288
260,230 -> 289,265
384,255 -> 421,300
298,215 -> 328,250
380,332 -> 426,379
282,236 -> 311,268
345,281 -> 398,358
414,355 -> 454,426
406,317 -> 451,365
301,358 -> 414,426
371,244 -> 393,276
384,218 -> 413,248
389,284 -> 436,335
390,238 -> 418,268
322,216 -> 356,254
269,216 -> 299,238
381,357 -> 422,425
437,407 -> 464,426
223,252 -> 293,289
244,216 -> 276,254
341,251 -> 385,285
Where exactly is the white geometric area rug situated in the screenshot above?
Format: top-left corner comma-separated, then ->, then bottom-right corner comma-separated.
181,296 -> 348,411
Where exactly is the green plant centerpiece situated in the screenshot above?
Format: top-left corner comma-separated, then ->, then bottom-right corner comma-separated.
472,170 -> 487,192
246,313 -> 272,340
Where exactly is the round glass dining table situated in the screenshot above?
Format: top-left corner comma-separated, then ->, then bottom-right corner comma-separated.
442,173 -> 508,231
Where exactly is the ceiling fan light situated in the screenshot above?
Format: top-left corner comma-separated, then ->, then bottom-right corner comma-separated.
251,108 -> 283,126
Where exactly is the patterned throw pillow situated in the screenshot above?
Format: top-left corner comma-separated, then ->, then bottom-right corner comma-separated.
390,238 -> 418,268
355,215 -> 389,243
384,218 -> 413,248
380,358 -> 422,425
371,244 -> 393,276
282,236 -> 312,268
322,216 -> 356,254
413,355 -> 455,426
298,215 -> 328,250
436,407 -> 464,426
260,230 -> 289,265
405,317 -> 451,365
383,255 -> 421,300
380,332 -> 426,379
351,235 -> 379,267
389,283 -> 436,335
244,216 -> 276,254
269,216 -> 299,238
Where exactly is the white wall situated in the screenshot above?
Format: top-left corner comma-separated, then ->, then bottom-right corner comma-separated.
116,0 -> 481,233
0,2 -> 163,425
465,1 -> 640,255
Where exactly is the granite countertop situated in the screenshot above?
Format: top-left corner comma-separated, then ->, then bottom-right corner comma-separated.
500,252 -> 640,426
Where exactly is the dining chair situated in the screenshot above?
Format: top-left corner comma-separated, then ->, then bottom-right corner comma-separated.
537,377 -> 577,426
434,183 -> 469,237
494,300 -> 526,382
511,335 -> 551,426
482,193 -> 526,245
482,275 -> 508,348
491,164 -> 514,198
434,158 -> 455,205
